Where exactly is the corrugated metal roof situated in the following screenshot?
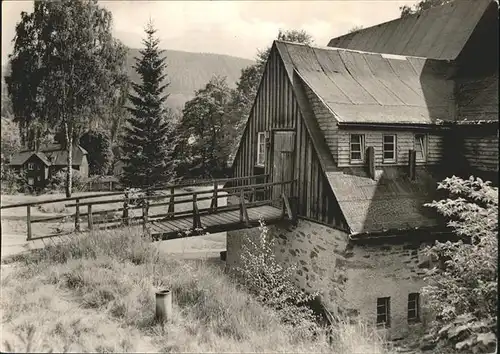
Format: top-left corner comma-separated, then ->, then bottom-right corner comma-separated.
326,166 -> 443,234
327,0 -> 494,60
278,41 -> 454,125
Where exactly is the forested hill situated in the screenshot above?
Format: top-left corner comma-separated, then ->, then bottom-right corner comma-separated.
2,48 -> 254,113
126,48 -> 254,110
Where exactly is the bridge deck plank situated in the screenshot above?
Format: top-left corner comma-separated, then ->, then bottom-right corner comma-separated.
152,205 -> 282,237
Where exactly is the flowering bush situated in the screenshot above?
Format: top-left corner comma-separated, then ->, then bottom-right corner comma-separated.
422,176 -> 497,353
235,219 -> 319,337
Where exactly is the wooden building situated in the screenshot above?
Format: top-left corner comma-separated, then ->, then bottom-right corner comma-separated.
9,143 -> 89,190
226,0 -> 498,339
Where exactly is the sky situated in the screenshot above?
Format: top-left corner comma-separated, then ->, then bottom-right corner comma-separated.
2,0 -> 418,62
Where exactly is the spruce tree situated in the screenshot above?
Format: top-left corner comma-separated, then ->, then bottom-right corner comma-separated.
121,21 -> 175,190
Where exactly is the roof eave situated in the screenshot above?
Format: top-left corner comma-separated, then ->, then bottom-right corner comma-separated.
348,225 -> 453,243
336,121 -> 453,129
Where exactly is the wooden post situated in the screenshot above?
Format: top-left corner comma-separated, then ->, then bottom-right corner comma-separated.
366,146 -> 375,180
210,182 -> 218,212
409,149 -> 417,180
75,198 -> 80,232
168,186 -> 175,216
88,204 -> 93,230
143,199 -> 149,235
123,191 -> 129,226
26,205 -> 32,241
239,189 -> 250,227
192,193 -> 201,230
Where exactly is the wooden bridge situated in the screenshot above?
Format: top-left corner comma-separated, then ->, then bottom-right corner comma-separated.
0,175 -> 297,242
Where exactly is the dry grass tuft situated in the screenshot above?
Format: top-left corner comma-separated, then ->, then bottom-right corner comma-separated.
1,227 -> 392,353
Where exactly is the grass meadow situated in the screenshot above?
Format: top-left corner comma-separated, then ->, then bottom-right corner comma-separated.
0,225 -> 392,353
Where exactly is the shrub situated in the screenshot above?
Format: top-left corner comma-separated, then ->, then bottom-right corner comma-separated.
422,176 -> 497,353
49,168 -> 88,193
234,220 -> 320,338
1,168 -> 23,194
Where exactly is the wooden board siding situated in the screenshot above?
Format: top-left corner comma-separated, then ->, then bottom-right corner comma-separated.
337,130 -> 444,167
456,73 -> 499,123
296,116 -> 346,228
301,82 -> 339,162
462,133 -> 499,172
231,47 -> 297,183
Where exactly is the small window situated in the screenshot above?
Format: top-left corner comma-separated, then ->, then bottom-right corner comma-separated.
383,135 -> 396,163
414,134 -> 427,161
257,132 -> 266,166
408,293 -> 420,323
376,297 -> 391,327
36,176 -> 41,181
27,178 -> 34,186
350,134 -> 365,163
27,163 -> 35,171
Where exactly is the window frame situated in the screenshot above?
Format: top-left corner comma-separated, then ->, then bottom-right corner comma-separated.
256,132 -> 266,167
349,134 -> 365,164
376,297 -> 391,327
414,134 -> 427,162
407,293 -> 420,323
382,134 -> 397,163
27,162 -> 35,171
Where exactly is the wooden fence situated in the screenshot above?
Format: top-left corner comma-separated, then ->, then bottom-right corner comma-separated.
1,174 -> 297,241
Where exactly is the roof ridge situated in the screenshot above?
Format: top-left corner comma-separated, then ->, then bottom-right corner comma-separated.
275,40 -> 432,61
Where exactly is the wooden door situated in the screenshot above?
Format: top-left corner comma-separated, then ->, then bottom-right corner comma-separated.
272,131 -> 295,204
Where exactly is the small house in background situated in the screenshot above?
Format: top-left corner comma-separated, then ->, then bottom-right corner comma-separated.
225,0 -> 498,340
9,143 -> 89,190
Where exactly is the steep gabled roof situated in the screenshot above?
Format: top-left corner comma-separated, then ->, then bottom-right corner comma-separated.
275,41 -> 450,235
9,151 -> 51,166
277,41 -> 454,125
11,144 -> 88,167
327,0 -> 495,60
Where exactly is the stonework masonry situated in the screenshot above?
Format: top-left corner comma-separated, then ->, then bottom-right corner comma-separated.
226,219 -> 433,339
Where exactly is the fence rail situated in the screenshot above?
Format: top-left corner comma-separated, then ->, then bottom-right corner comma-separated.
1,174 -> 298,241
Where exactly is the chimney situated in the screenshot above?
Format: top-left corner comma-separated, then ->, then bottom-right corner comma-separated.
366,146 -> 375,180
408,149 -> 416,180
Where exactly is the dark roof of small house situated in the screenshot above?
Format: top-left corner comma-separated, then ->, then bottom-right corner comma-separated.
277,41 -> 454,125
9,151 -> 51,166
325,166 -> 445,234
327,0 -> 495,61
10,144 -> 87,166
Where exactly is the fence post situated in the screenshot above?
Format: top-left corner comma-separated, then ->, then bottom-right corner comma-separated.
88,204 -> 93,230
168,186 -> 175,216
192,193 -> 201,230
26,205 -> 32,241
75,198 -> 80,232
143,199 -> 149,236
210,181 -> 218,212
239,189 -> 250,227
123,191 -> 129,226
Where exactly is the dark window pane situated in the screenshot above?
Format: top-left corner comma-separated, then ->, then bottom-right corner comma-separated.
383,135 -> 394,143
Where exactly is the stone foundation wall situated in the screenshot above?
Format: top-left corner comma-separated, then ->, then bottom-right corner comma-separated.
226,218 -> 432,339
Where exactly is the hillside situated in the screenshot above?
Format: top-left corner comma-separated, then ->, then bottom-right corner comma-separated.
126,48 -> 254,110
2,48 -> 254,112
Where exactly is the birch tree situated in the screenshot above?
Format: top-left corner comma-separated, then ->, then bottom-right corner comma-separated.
6,0 -> 128,197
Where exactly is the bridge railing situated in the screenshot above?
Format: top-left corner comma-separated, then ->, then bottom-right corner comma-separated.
0,174 -> 296,241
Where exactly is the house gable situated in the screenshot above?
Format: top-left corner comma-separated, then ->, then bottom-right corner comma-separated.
230,42 -> 349,228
